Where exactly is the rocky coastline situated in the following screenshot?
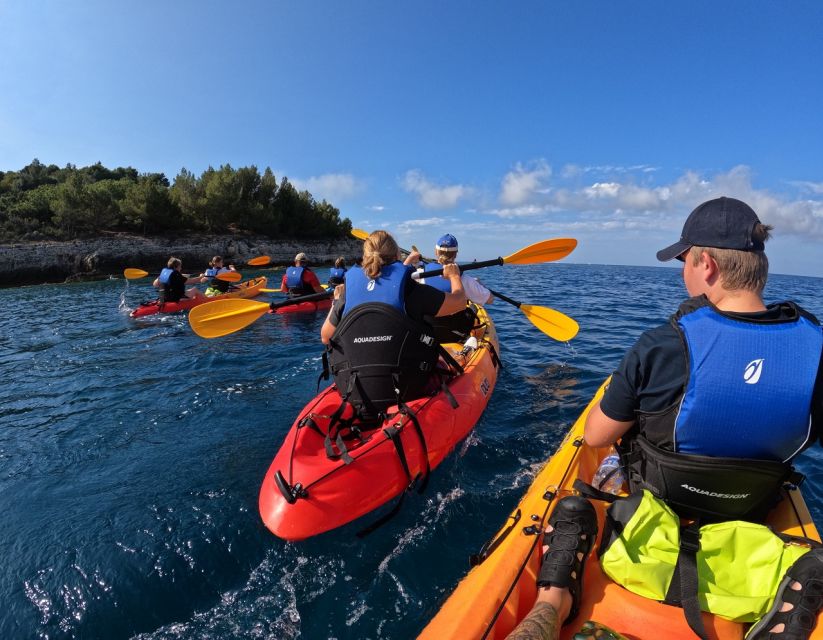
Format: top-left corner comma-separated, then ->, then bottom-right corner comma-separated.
0,233 -> 364,287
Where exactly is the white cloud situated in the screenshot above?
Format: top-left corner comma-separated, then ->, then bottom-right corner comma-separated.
499,160 -> 551,206
482,164 -> 823,240
396,217 -> 448,231
401,169 -> 471,210
789,181 -> 823,195
368,205 -> 386,211
291,173 -> 364,202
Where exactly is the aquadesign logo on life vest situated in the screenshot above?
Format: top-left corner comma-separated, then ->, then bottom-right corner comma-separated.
353,335 -> 393,343
680,484 -> 750,499
367,280 -> 376,291
743,358 -> 765,385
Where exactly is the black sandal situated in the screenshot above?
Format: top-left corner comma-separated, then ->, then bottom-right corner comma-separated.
746,548 -> 823,639
537,495 -> 598,625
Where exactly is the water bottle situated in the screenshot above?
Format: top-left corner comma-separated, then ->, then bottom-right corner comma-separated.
593,448 -> 626,494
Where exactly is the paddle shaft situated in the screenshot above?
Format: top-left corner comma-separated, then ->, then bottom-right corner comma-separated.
411,257 -> 503,280
270,289 -> 333,310
487,288 -> 521,308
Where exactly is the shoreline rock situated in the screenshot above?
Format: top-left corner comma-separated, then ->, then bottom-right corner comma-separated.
1,234 -> 363,287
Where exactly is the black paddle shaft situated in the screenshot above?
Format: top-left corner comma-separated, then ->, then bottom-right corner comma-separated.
270,289 -> 334,310
412,257 -> 504,280
486,288 -> 522,309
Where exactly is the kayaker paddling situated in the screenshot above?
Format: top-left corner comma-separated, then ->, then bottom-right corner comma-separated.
281,252 -> 326,297
327,256 -> 347,287
320,229 -> 467,421
203,255 -> 236,297
152,257 -> 208,303
405,233 -> 494,343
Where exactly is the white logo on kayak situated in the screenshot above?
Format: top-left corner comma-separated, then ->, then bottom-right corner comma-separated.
680,484 -> 750,499
353,335 -> 393,343
367,280 -> 376,291
743,358 -> 765,385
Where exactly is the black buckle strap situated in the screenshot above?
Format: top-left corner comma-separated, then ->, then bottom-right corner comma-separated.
663,522 -> 709,640
399,401 -> 430,493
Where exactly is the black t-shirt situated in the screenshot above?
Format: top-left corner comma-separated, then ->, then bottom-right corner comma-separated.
601,300 -> 823,441
327,278 -> 446,327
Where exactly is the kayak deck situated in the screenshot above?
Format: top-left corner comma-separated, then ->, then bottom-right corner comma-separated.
129,276 -> 267,318
420,379 -> 823,640
259,305 -> 500,540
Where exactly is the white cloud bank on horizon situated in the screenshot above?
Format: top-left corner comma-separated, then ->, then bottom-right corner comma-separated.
488,164 -> 823,241
401,169 -> 472,209
291,173 -> 364,203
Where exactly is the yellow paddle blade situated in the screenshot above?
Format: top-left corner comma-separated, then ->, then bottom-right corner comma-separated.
214,270 -> 242,282
351,228 -> 369,241
124,268 -> 150,279
188,299 -> 271,339
503,238 -> 577,265
247,256 -> 271,266
520,304 -> 579,342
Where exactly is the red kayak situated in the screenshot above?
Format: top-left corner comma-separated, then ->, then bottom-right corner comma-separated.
258,306 -> 500,540
129,277 -> 267,318
269,297 -> 333,315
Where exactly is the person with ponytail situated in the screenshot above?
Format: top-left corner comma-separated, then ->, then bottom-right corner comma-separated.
319,230 -> 467,420
203,256 -> 237,297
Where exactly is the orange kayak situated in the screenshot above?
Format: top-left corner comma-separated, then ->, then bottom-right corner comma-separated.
259,306 -> 500,540
129,277 -> 268,318
420,379 -> 823,640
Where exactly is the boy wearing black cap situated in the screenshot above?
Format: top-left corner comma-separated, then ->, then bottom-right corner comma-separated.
580,196 -> 823,638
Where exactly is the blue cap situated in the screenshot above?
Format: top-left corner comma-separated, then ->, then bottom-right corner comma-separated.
436,234 -> 458,251
656,197 -> 765,262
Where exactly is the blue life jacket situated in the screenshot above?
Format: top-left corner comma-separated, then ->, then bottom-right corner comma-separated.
621,297 -> 823,521
205,267 -> 230,293
158,268 -> 175,284
422,262 -> 452,293
328,267 -> 347,285
285,266 -> 305,289
342,262 -> 411,317
674,303 -> 821,461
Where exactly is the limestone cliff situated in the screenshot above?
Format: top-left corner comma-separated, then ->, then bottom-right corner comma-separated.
0,234 -> 363,286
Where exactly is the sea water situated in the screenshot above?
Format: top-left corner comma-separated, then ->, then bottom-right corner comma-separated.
1,263 -> 822,639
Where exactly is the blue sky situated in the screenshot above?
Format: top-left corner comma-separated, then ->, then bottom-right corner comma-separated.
2,1 -> 822,276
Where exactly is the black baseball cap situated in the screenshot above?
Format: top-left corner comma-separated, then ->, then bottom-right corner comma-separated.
656,197 -> 765,262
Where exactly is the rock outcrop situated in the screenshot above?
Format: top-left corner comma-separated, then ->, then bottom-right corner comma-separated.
0,234 -> 363,286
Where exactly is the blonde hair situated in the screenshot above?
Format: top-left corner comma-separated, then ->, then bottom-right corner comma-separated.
335,256 -> 346,269
688,223 -> 773,293
436,247 -> 457,265
361,230 -> 400,279
167,257 -> 182,269
209,256 -> 223,267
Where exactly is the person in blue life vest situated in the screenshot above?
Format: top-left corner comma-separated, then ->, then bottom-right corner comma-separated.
505,198 -> 823,640
405,233 -> 494,343
203,255 -> 236,297
320,230 -> 467,421
281,252 -> 325,297
327,256 -> 347,287
152,257 -> 208,303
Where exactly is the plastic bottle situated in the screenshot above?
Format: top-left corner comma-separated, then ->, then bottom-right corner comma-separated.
592,448 -> 626,494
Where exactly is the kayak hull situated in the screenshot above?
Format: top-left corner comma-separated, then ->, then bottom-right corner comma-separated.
270,297 -> 333,314
259,306 -> 500,540
419,379 -> 823,640
129,277 -> 268,318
